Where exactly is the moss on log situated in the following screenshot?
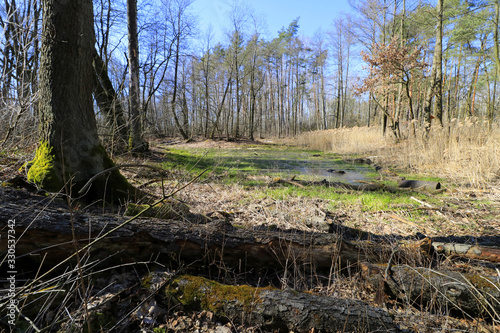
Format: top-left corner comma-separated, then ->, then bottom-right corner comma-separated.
164,275 -> 402,332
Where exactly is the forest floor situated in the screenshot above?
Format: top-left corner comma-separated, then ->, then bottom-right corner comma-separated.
134,137 -> 499,241
1,137 -> 500,332
119,138 -> 499,332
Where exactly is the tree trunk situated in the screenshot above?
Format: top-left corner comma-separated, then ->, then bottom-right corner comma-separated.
203,50 -> 211,138
492,0 -> 500,125
423,0 -> 444,130
234,43 -> 241,139
210,75 -> 232,139
466,36 -> 486,117
127,0 -> 148,152
166,275 -> 401,332
170,32 -> 189,140
92,48 -> 129,147
27,0 -> 134,202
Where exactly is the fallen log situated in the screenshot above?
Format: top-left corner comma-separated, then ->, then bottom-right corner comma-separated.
360,262 -> 500,320
424,240 -> 500,263
398,180 -> 441,190
164,275 -> 402,332
4,187 -> 499,324
272,177 -> 400,192
0,188 -> 386,276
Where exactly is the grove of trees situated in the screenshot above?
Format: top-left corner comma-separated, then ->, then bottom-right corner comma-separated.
1,0 -> 500,149
2,2 -> 500,331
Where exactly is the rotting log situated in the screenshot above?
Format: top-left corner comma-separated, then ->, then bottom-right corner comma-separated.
421,239 -> 500,263
272,177 -> 400,192
398,180 -> 441,190
360,262 -> 500,320
165,275 -> 402,332
274,177 -> 443,193
0,188 -> 387,275
419,237 -> 500,263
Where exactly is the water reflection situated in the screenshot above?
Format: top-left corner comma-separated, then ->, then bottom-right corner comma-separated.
300,167 -> 368,185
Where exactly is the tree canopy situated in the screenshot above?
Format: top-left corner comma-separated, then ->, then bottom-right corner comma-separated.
1,0 -> 499,147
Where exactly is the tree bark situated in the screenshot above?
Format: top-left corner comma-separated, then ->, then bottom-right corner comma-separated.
92,48 -> 129,146
165,275 -> 402,332
127,0 -> 148,152
27,0 -> 134,202
360,262 -> 500,320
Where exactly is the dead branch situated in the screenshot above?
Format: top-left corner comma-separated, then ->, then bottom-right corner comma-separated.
360,262 -> 500,320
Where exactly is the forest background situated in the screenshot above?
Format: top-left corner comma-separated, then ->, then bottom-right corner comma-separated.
1,1 -> 500,332
2,0 -> 500,148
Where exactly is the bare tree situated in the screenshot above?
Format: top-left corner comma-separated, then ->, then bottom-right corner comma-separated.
423,0 -> 444,130
226,2 -> 251,139
165,0 -> 194,140
127,0 -> 148,152
0,0 -> 40,147
92,0 -> 129,149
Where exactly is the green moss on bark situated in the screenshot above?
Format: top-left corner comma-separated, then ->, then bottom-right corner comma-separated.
27,142 -> 137,203
165,275 -> 272,316
26,141 -> 64,191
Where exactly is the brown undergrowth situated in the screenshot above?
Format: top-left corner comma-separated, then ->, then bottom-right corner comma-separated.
118,138 -> 499,332
294,120 -> 500,188
1,136 -> 499,332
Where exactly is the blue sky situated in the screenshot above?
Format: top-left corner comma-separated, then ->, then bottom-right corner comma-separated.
190,0 -> 354,40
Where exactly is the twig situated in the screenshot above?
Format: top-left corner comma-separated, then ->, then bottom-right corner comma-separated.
410,196 -> 444,216
15,169 -> 208,299
78,163 -> 167,195
384,249 -> 397,280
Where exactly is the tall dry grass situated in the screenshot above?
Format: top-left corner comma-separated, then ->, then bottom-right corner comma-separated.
295,118 -> 500,188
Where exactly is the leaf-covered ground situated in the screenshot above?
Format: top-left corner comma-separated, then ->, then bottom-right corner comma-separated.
2,138 -> 499,332
114,138 -> 499,332
124,138 -> 499,240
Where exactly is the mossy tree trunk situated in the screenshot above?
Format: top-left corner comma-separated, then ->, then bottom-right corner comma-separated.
27,0 -> 135,202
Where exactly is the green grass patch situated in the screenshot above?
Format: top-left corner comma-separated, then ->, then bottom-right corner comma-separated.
155,142 -> 447,213
158,145 -> 378,186
259,184 -> 438,212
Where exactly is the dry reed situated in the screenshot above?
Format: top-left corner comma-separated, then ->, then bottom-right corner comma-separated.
295,118 -> 500,188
